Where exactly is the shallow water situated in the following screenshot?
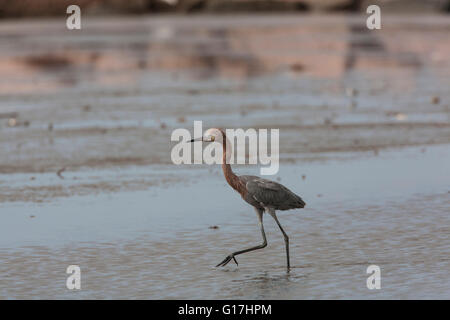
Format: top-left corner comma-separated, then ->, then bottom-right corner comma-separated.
0,14 -> 449,299
1,144 -> 449,299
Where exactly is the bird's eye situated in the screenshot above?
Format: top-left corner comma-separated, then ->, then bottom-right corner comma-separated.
211,136 -> 215,141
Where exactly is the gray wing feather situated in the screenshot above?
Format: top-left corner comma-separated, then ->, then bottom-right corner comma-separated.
245,177 -> 305,210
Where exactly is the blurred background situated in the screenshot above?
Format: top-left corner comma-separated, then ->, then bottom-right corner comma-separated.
0,0 -> 449,299
0,0 -> 450,17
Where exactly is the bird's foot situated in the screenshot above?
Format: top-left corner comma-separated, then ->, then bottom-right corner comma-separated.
216,254 -> 238,267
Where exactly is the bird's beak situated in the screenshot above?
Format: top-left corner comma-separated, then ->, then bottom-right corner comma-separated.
189,137 -> 203,143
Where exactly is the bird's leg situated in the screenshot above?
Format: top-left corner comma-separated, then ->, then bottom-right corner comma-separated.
216,209 -> 267,268
268,209 -> 290,272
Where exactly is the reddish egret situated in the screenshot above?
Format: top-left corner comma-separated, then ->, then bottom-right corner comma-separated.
190,128 -> 305,271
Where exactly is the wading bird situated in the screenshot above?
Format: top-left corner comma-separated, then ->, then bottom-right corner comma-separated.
190,128 -> 305,271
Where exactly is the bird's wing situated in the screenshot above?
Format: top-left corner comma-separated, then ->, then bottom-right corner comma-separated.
245,177 -> 305,210
246,179 -> 285,205
247,178 -> 281,192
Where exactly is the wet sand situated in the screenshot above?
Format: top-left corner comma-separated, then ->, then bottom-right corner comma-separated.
0,14 -> 449,299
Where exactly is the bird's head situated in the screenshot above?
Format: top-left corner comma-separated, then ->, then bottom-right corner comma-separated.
189,128 -> 224,143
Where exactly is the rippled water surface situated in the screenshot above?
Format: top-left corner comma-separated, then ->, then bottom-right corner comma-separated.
0,14 -> 449,299
1,144 -> 449,299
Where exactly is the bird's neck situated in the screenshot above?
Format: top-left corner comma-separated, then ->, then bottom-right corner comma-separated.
220,130 -> 244,194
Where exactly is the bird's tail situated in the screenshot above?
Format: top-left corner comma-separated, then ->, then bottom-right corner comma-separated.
296,195 -> 306,208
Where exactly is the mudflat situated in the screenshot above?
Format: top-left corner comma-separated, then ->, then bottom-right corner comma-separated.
0,14 -> 449,299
